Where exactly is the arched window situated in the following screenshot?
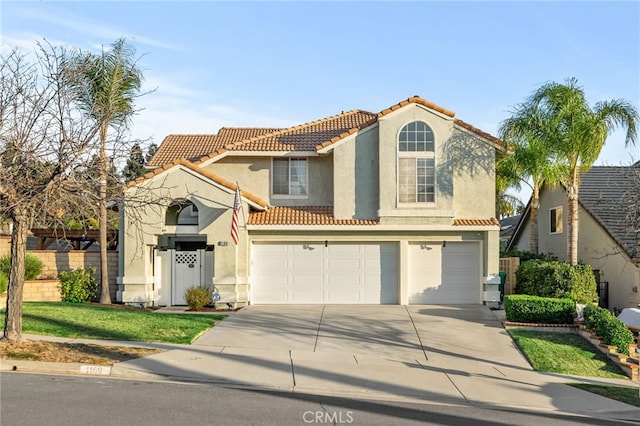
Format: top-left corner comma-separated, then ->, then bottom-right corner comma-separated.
165,200 -> 199,226
398,121 -> 435,203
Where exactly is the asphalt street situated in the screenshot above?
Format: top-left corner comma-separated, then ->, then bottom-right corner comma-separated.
1,373 -> 637,426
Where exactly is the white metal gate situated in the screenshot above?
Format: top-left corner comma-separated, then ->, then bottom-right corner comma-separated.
172,250 -> 202,305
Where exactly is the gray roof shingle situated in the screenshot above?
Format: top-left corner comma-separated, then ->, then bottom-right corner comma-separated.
578,166 -> 640,259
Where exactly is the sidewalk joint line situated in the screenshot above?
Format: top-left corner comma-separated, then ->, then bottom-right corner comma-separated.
405,306 -> 429,362
313,305 -> 326,352
445,372 -> 468,402
289,349 -> 296,387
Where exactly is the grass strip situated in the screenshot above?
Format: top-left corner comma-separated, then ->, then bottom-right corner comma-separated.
0,302 -> 226,344
508,329 -> 628,379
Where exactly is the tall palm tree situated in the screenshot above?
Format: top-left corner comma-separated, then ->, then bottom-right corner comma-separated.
527,78 -> 638,264
498,103 -> 564,254
71,39 -> 143,303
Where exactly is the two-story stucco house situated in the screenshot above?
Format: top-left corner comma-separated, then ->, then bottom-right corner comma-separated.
117,96 -> 503,307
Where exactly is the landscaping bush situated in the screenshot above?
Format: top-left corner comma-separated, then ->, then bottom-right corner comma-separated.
185,286 -> 212,311
0,272 -> 7,294
582,304 -> 634,355
0,253 -> 43,281
500,249 -> 558,262
515,260 -> 597,304
58,267 -> 98,303
504,295 -> 575,324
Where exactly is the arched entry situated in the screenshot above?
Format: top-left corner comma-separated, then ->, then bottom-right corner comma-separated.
158,199 -> 214,305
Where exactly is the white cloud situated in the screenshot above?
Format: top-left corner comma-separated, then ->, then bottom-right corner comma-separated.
10,6 -> 185,52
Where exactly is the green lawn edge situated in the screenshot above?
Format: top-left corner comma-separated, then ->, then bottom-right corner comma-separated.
507,329 -> 628,380
0,302 -> 227,344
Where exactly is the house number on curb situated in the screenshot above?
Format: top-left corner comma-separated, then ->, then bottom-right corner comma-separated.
80,365 -> 111,375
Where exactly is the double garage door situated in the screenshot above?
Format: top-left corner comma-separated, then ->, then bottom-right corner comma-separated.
252,241 -> 480,305
252,242 -> 398,304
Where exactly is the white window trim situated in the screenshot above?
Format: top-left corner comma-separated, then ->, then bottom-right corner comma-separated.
550,206 -> 563,234
271,157 -> 309,199
396,120 -> 437,206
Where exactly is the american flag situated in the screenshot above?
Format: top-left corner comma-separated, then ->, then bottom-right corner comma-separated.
230,186 -> 241,245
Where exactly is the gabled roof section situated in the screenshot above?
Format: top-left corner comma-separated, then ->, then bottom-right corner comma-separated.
248,206 -> 379,226
125,159 -> 269,209
507,166 -> 640,259
147,127 -> 282,167
316,96 -> 503,151
578,166 -> 639,259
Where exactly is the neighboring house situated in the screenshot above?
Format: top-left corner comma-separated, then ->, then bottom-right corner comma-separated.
499,215 -> 521,249
507,166 -> 640,311
118,96 -> 504,307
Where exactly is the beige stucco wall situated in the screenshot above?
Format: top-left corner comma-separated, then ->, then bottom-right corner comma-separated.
375,104 -> 495,225
119,166 -> 252,305
205,155 -> 333,207
333,127 -> 379,220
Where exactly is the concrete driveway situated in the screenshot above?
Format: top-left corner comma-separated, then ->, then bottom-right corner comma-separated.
115,305 -> 640,418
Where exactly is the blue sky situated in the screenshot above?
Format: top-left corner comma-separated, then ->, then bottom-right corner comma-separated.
2,1 -> 639,195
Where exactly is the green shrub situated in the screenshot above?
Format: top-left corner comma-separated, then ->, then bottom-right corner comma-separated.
500,249 -> 558,262
185,286 -> 212,311
515,260 -> 597,304
0,253 -> 43,281
582,304 -> 634,355
58,267 -> 98,303
504,295 -> 575,324
0,272 -> 7,294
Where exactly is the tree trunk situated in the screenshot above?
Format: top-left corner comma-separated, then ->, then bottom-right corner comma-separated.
567,174 -> 580,265
529,186 -> 540,254
99,129 -> 111,304
3,213 -> 29,342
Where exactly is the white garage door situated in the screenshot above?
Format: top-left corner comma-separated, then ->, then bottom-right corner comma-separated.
252,242 -> 398,304
408,242 -> 480,304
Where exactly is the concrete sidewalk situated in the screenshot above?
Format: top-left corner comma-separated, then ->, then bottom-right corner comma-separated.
2,305 -> 640,422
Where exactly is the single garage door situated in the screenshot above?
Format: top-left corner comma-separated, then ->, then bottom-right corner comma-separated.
252,242 -> 398,304
408,242 -> 480,304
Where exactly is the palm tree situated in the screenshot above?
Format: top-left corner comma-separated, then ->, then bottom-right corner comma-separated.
70,39 -> 143,303
526,78 -> 638,264
498,103 -> 564,254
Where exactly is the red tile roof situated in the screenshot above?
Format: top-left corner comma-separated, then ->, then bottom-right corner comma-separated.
147,128 -> 282,167
453,218 -> 500,227
124,159 -> 268,208
248,206 -> 379,226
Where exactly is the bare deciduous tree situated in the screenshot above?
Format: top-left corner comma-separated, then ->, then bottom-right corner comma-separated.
0,44 -> 101,342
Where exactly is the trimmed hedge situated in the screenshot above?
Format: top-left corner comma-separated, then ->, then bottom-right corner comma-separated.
583,304 -> 634,355
504,295 -> 575,324
185,286 -> 212,311
58,267 -> 98,303
515,260 -> 598,304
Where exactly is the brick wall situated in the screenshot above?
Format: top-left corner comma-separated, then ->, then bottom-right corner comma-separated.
22,279 -> 62,302
34,251 -> 119,300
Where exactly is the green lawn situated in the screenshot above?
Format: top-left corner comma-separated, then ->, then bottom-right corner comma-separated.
0,302 -> 226,344
508,329 -> 628,379
569,384 -> 640,408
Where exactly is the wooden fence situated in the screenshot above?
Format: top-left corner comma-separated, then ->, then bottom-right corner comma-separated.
499,257 -> 520,295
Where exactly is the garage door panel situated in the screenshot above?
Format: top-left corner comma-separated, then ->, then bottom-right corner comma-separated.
409,242 -> 480,304
252,242 -> 398,304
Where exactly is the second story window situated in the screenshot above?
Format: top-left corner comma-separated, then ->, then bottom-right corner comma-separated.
550,206 -> 563,234
272,158 -> 307,197
398,121 -> 435,204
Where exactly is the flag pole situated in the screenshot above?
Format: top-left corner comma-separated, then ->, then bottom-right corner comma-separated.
236,181 -> 247,228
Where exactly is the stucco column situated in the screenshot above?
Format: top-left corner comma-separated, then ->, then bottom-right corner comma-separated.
398,240 -> 409,305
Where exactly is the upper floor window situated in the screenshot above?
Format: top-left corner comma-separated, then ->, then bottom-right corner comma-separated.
550,206 -> 563,234
398,121 -> 435,204
399,121 -> 434,152
272,158 -> 308,197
